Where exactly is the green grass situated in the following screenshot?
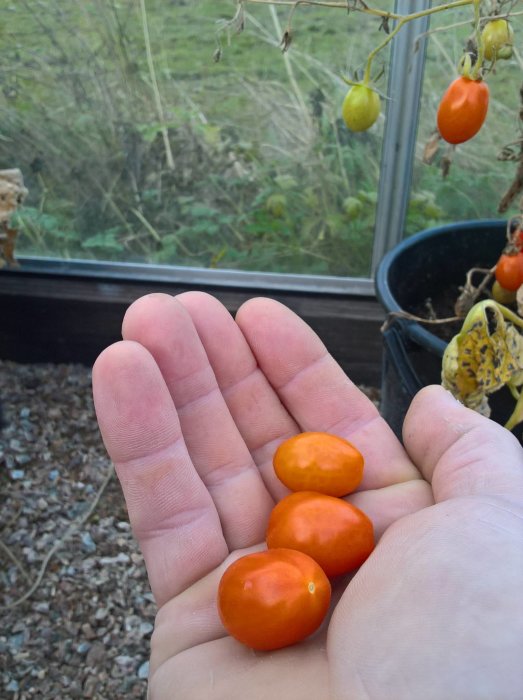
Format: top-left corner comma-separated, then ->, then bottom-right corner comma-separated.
0,1 -> 521,276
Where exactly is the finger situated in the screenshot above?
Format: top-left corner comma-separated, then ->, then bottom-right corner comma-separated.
122,293 -> 275,549
235,297 -> 420,490
347,479 -> 434,539
92,340 -> 228,606
403,385 -> 523,502
150,545 -> 263,675
177,291 -> 298,500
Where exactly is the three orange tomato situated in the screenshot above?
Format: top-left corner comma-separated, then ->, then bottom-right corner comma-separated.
218,431 -> 374,651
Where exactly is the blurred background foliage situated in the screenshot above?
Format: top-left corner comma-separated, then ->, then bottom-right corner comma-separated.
0,0 -> 521,277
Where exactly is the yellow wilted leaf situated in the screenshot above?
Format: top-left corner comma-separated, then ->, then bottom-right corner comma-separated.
441,300 -> 523,418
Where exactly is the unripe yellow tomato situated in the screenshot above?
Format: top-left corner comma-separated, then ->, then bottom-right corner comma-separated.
266,193 -> 286,218
342,196 -> 363,220
492,280 -> 517,305
342,85 -> 380,132
481,19 -> 514,61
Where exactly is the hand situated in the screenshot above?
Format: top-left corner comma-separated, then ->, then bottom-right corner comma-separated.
92,292 -> 523,700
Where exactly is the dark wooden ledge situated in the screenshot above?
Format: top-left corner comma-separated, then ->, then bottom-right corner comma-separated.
0,266 -> 384,385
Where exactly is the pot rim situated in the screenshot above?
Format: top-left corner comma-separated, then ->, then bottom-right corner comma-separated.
375,219 -> 507,356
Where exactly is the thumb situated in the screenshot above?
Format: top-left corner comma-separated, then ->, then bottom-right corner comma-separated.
403,385 -> 523,503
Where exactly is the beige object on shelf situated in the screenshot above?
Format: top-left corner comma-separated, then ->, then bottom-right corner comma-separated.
0,169 -> 28,267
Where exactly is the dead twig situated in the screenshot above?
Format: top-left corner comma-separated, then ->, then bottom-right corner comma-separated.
0,539 -> 31,584
381,310 -> 461,333
454,266 -> 496,316
498,79 -> 523,213
1,465 -> 114,610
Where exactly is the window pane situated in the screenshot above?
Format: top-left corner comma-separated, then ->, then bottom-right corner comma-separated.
407,6 -> 522,235
0,1 -> 392,278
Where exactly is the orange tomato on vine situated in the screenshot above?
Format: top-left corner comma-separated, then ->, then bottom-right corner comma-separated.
436,76 -> 489,145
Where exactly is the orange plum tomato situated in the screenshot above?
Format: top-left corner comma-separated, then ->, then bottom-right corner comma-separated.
266,491 -> 375,578
273,431 -> 364,497
436,76 -> 489,145
217,548 -> 331,651
495,253 -> 523,292
342,84 -> 380,132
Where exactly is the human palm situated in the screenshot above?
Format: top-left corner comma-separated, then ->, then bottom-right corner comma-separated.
92,292 -> 523,700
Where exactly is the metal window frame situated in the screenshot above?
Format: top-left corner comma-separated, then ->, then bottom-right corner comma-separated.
371,0 -> 432,276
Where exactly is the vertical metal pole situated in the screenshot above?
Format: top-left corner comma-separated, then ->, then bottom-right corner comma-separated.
370,0 -> 432,276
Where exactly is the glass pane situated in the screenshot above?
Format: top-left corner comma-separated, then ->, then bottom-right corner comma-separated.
0,1 -> 392,278
407,5 -> 522,236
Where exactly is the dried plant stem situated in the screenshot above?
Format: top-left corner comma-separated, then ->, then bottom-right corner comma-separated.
269,5 -> 312,126
1,465 -> 114,610
0,539 -> 31,583
139,0 -> 175,171
381,310 -> 461,333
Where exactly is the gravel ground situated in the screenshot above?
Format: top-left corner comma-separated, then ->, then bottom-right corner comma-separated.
0,359 -> 380,699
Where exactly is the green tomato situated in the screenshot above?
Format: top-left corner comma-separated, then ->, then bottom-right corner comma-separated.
266,193 -> 287,218
342,196 -> 363,220
492,280 -> 517,305
481,19 -> 514,61
342,85 -> 380,132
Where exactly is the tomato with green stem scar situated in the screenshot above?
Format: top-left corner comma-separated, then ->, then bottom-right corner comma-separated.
437,76 -> 489,145
217,548 -> 331,650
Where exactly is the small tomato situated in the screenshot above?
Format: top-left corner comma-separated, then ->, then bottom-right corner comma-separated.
436,76 -> 489,145
217,548 -> 331,650
481,19 -> 514,61
491,280 -> 517,305
266,491 -> 375,577
273,431 -> 364,497
342,84 -> 380,132
495,253 -> 523,292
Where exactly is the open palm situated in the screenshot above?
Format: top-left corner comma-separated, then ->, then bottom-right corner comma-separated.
92,292 -> 523,700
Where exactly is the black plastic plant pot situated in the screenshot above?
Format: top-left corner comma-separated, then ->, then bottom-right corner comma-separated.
374,219 -> 516,440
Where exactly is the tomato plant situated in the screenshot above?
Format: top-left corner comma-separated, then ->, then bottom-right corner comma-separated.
436,76 -> 489,144
495,252 -> 523,292
273,431 -> 364,497
217,548 -> 331,650
341,84 -> 381,132
481,19 -> 514,61
266,491 -> 374,578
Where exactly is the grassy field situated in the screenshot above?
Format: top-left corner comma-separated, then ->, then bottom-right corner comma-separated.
0,1 -> 521,277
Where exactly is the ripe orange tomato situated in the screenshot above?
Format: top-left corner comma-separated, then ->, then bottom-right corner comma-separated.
495,253 -> 523,292
266,491 -> 374,578
217,548 -> 331,650
273,431 -> 364,497
436,76 -> 489,144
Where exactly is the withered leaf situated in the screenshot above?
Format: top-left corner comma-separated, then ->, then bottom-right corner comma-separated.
441,301 -> 523,421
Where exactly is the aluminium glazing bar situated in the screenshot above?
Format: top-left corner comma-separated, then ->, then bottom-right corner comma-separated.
371,0 -> 432,276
